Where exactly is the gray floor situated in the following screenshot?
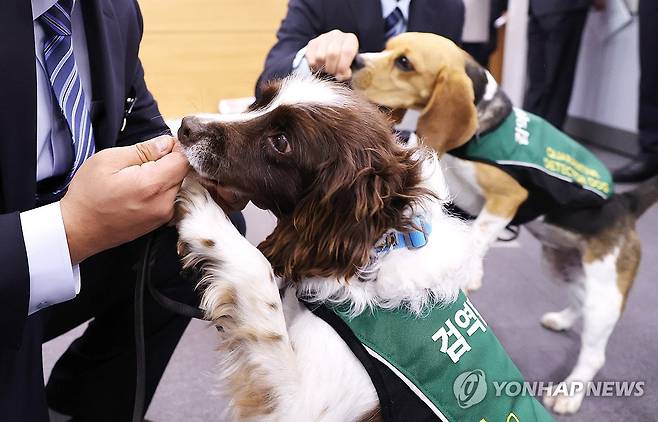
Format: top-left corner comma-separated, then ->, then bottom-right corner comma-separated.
44,148 -> 658,421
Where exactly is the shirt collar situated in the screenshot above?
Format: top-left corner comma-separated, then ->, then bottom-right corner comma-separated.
31,0 -> 76,20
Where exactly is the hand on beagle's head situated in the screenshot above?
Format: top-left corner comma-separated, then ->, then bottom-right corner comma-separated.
351,32 -> 479,154
305,30 -> 359,81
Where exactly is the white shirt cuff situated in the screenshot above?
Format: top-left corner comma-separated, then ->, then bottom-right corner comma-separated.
20,202 -> 81,315
292,46 -> 313,76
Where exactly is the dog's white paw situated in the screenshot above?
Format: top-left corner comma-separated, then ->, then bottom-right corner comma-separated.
543,382 -> 585,415
541,309 -> 577,332
175,177 -> 269,282
175,178 -> 237,264
175,178 -> 216,222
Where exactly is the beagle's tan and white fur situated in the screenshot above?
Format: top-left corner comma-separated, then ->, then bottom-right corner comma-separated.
351,32 -> 658,414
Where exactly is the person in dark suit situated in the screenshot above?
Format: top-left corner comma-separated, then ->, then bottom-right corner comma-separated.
613,0 -> 658,182
523,0 -> 604,129
462,0 -> 507,68
256,0 -> 465,92
0,0 -> 199,420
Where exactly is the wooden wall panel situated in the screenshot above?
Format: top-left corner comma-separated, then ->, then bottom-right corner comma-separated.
138,0 -> 288,118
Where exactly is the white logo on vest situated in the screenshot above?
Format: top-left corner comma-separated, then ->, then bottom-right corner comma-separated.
514,109 -> 531,145
453,369 -> 488,409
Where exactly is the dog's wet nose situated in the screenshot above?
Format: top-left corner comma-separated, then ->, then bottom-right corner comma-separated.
178,116 -> 204,146
351,54 -> 366,71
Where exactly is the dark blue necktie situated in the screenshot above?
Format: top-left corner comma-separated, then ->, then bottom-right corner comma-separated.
38,0 -> 96,194
384,6 -> 405,40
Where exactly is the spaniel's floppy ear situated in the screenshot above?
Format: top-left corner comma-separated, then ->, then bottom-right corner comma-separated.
416,65 -> 478,154
258,125 -> 430,282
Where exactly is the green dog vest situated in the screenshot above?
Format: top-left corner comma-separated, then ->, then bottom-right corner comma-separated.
451,108 -> 614,224
329,292 -> 555,422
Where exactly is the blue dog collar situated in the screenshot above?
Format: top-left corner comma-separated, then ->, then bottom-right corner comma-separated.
374,216 -> 432,254
357,216 -> 432,282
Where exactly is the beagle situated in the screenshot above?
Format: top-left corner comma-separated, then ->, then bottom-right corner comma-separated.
351,32 -> 658,415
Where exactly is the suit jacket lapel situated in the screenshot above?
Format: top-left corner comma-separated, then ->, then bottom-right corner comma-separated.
0,0 -> 38,212
81,0 -> 124,151
348,0 -> 386,52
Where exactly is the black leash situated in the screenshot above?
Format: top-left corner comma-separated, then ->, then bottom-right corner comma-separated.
132,212 -> 246,421
132,234 -> 151,422
132,234 -> 207,422
498,224 -> 521,242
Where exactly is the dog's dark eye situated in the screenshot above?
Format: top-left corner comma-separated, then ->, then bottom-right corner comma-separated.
394,55 -> 414,72
269,134 -> 291,154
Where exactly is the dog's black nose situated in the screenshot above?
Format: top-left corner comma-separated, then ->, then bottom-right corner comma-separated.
351,54 -> 366,71
178,116 -> 204,146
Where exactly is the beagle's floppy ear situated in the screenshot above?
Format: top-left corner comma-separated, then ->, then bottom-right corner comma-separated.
416,66 -> 478,154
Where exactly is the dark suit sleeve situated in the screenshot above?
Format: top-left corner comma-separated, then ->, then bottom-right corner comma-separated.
116,59 -> 171,148
0,213 -> 30,349
116,1 -> 170,147
255,0 -> 325,96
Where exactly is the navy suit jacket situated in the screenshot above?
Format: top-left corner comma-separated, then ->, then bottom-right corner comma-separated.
256,0 -> 465,94
0,0 -> 168,349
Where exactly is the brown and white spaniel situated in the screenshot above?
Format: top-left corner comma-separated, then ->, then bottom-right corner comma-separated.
174,75 -> 476,421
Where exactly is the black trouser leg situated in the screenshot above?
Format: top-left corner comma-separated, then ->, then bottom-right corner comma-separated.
524,13 -> 549,118
523,10 -> 588,129
639,0 -> 658,159
44,227 -> 200,422
0,316 -> 50,422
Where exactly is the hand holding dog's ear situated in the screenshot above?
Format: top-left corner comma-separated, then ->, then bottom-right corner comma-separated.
60,135 -> 189,264
305,30 -> 359,81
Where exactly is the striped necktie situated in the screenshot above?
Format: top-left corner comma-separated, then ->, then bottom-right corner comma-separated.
38,0 -> 95,194
384,6 -> 405,40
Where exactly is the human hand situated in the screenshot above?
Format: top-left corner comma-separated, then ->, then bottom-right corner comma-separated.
305,30 -> 359,81
592,0 -> 606,11
60,135 -> 189,264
